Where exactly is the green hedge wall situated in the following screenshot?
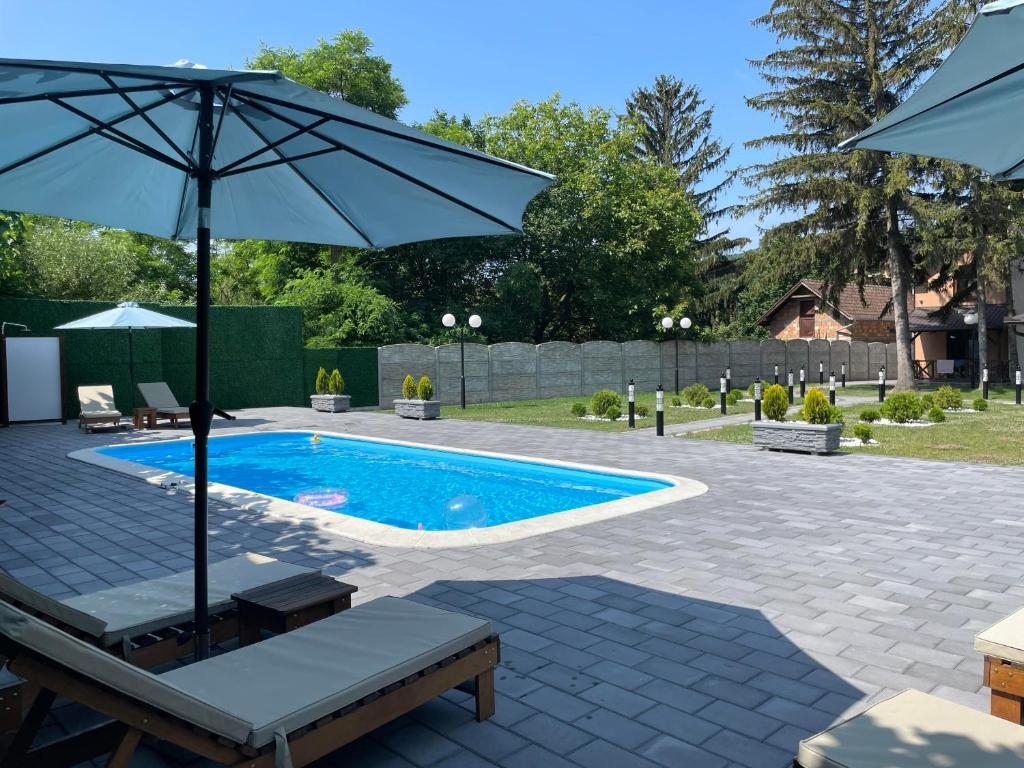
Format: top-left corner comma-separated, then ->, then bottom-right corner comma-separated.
302,346 -> 378,408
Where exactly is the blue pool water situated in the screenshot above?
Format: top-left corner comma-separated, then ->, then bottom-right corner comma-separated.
98,432 -> 671,531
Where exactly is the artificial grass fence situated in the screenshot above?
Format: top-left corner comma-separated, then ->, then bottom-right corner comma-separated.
0,297 -> 379,419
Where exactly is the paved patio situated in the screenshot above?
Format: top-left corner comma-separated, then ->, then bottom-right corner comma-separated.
2,407 -> 1023,767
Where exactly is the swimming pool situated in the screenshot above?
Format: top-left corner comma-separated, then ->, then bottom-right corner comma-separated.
76,431 -> 705,547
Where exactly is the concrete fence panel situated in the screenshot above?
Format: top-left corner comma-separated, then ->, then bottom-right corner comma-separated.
786,339 -> 810,381
868,342 -> 887,377
850,340 -> 869,380
538,341 -> 582,399
378,343 -> 438,406
808,339 -> 831,385
489,342 -> 538,401
437,343 -> 490,405
761,339 -> 787,383
886,343 -> 899,379
728,338 -> 761,389
582,340 -> 624,394
622,340 -> 660,392
829,340 -> 851,383
697,342 -> 729,389
676,340 -> 698,388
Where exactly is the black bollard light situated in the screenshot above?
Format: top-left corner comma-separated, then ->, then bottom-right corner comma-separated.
655,385 -> 664,436
983,366 -> 990,400
627,378 -> 636,428
787,369 -> 794,404
754,376 -> 762,421
819,361 -> 824,386
841,362 -> 847,388
799,367 -> 806,399
774,364 -> 779,385
878,366 -> 885,402
1016,368 -> 1022,405
726,366 -> 732,394
829,371 -> 836,406
719,373 -> 727,415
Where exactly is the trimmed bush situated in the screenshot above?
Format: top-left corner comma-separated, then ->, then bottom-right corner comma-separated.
726,389 -> 741,406
417,375 -> 434,401
747,383 -> 756,398
671,396 -> 682,407
860,408 -> 880,423
635,404 -> 649,418
762,383 -> 788,421
605,405 -> 621,421
921,393 -> 934,410
853,423 -> 873,444
880,392 -> 924,423
315,367 -> 329,395
829,405 -> 845,425
591,389 -> 622,417
928,406 -> 946,423
934,385 -> 963,410
328,369 -> 345,395
974,398 -> 988,412
682,383 -> 709,407
401,374 -> 417,400
700,395 -> 716,409
570,402 -> 586,418
799,387 -> 832,424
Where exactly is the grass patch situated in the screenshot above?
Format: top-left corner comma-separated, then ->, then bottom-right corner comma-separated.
685,386 -> 1024,466
439,392 -> 752,432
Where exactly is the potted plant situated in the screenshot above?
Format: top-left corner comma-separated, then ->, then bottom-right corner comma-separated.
310,367 -> 351,413
394,374 -> 441,419
753,385 -> 842,454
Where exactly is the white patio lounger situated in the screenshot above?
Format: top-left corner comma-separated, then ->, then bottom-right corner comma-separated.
796,688 -> 1024,767
137,381 -> 190,426
0,596 -> 499,768
76,385 -> 122,431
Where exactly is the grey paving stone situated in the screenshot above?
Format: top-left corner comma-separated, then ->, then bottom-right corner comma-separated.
639,735 -> 728,768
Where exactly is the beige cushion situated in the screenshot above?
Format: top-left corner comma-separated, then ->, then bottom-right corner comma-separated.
137,381 -> 181,409
0,570 -> 107,637
81,410 -> 121,418
798,689 -> 1024,768
63,553 -> 316,645
976,607 -> 1024,664
78,384 -> 117,413
161,596 -> 493,747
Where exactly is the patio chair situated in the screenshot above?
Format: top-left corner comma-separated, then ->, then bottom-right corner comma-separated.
0,596 -> 499,768
795,688 -> 1024,767
137,382 -> 190,426
76,385 -> 123,431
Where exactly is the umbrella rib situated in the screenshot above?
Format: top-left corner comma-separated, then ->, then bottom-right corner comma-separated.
233,95 -> 522,234
211,85 -> 233,160
172,117 -> 201,241
216,116 -> 331,175
232,87 -> 552,181
0,59 -> 279,87
232,107 -> 376,247
99,73 -> 197,171
0,86 -> 196,179
0,82 -> 179,107
218,145 -> 342,177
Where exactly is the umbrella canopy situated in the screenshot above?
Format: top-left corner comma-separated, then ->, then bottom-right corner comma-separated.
841,0 -> 1024,179
54,301 -> 197,330
0,57 -> 553,661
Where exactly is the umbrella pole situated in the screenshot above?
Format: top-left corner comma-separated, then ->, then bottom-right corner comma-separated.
127,327 -> 135,411
190,86 -> 216,662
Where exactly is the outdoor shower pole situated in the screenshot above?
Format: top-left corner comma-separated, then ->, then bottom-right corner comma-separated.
190,86 -> 215,662
460,326 -> 466,409
674,337 -> 679,395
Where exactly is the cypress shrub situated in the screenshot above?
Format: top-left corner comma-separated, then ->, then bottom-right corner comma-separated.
417,375 -> 434,401
328,369 -> 345,395
799,388 -> 832,424
315,367 -> 329,395
762,383 -> 788,421
402,374 -> 417,400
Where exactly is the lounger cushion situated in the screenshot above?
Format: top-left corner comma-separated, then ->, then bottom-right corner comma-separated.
81,410 -> 121,418
798,689 -> 1024,768
156,406 -> 190,416
137,382 -> 182,410
78,385 -> 117,413
975,607 -> 1024,664
161,596 -> 493,748
63,553 -> 316,645
0,570 -> 107,637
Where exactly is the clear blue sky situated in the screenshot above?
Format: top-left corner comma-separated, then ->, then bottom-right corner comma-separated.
5,0 -> 786,245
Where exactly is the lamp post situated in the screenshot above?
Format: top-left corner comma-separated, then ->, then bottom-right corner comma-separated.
774,364 -> 779,385
754,377 -> 762,421
841,362 -> 847,388
878,366 -> 886,402
655,385 -> 665,436
725,366 -> 732,394
719,372 -> 727,415
442,312 -> 482,409
1016,368 -> 1021,406
983,365 -> 990,400
628,379 -> 636,428
660,316 -> 692,394
965,310 -> 978,389
829,371 -> 836,406
787,369 -> 795,404
799,367 -> 806,399
818,360 -> 824,386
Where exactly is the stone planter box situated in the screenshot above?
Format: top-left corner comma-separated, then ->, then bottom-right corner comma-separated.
753,421 -> 842,455
394,398 -> 441,420
310,394 -> 351,413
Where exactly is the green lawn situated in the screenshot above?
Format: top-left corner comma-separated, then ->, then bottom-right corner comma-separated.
438,391 -> 753,432
685,384 -> 1024,466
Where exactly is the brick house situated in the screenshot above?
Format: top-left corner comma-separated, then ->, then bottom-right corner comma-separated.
756,279 -> 895,342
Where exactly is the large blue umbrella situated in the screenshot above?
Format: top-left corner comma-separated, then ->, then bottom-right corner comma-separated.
841,0 -> 1024,177
0,58 -> 553,659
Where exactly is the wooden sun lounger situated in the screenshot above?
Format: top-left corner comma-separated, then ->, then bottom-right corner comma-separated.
0,597 -> 499,768
136,382 -> 190,426
76,385 -> 123,431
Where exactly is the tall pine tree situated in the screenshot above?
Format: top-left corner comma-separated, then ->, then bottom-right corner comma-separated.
744,0 -> 967,389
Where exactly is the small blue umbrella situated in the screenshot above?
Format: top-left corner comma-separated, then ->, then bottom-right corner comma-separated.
842,0 -> 1024,178
0,58 -> 553,660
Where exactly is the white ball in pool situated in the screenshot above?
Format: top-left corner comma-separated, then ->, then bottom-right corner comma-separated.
443,495 -> 487,530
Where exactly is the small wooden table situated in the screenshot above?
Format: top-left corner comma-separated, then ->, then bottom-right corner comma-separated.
983,656 -> 1024,723
132,407 -> 157,430
232,573 -> 357,646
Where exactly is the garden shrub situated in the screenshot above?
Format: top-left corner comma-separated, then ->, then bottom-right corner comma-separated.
591,389 -> 621,417
859,408 -> 880,423
636,404 -> 649,417
315,366 -> 329,395
748,383 -> 756,398
682,383 -> 709,407
974,398 -> 988,412
726,389 -> 741,406
671,396 -> 682,407
417,375 -> 434,401
880,392 -> 924,423
570,402 -> 586,418
799,387 -> 832,424
829,406 -> 845,425
928,406 -> 946,423
401,374 -> 417,400
934,385 -> 963,410
700,395 -> 716,409
328,369 -> 345,395
921,393 -> 934,410
762,383 -> 788,421
853,423 -> 873,444
605,405 -> 621,421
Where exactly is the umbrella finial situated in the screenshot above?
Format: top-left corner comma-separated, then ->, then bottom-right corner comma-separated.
117,301 -> 139,308
171,59 -> 208,70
